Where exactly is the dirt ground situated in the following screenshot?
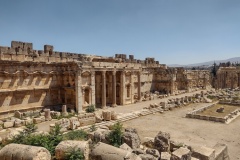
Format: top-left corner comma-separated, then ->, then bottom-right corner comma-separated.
123,103 -> 240,160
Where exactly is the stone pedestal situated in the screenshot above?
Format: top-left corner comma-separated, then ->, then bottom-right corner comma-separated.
62,105 -> 68,116
44,109 -> 52,121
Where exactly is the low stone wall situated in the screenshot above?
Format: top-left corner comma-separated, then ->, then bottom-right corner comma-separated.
186,103 -> 240,123
219,100 -> 240,106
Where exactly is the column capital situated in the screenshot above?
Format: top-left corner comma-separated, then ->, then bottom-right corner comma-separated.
112,70 -> 116,75
102,70 -> 106,75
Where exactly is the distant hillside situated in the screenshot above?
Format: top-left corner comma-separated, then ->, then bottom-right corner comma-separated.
168,57 -> 240,67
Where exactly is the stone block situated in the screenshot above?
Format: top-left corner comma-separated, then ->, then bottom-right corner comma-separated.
161,152 -> 171,160
120,143 -> 133,152
146,148 -> 160,158
122,128 -> 141,149
33,118 -> 42,124
213,143 -> 230,160
154,131 -> 170,152
14,119 -> 24,127
111,111 -> 118,120
0,143 -> 51,160
171,147 -> 191,160
24,118 -> 33,125
56,118 -> 70,129
90,142 -> 141,160
79,117 -> 95,126
70,119 -> 80,130
102,110 -> 111,121
192,146 -> 215,160
3,121 -> 14,128
95,113 -> 103,123
142,137 -> 154,148
55,140 -> 89,160
14,111 -> 22,119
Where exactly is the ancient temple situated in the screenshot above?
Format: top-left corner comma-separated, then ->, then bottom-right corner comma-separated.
0,41 -> 211,116
214,67 -> 240,89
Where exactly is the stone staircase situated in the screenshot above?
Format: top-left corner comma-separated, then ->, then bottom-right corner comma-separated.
79,107 -> 163,131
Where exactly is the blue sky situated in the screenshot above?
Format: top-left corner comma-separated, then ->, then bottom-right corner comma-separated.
0,0 -> 240,65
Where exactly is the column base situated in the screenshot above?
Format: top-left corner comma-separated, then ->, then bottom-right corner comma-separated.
111,104 -> 117,107
101,106 -> 107,109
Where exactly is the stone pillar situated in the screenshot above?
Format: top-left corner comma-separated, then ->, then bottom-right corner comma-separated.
58,89 -> 61,104
112,71 -> 117,107
121,71 -> 125,105
62,105 -> 68,116
138,71 -> 142,101
44,109 -> 51,121
91,71 -> 96,106
185,96 -> 189,103
64,92 -> 67,104
82,87 -> 85,106
170,79 -> 175,95
75,70 -> 82,113
102,71 -> 106,108
131,72 -> 134,103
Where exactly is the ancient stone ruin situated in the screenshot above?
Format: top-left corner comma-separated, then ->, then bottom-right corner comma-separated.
0,41 -> 216,118
0,40 -> 238,160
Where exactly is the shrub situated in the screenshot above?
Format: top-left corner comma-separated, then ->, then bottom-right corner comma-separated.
5,124 -> 63,156
108,122 -> 123,147
63,130 -> 88,141
85,105 -> 95,113
65,147 -> 85,160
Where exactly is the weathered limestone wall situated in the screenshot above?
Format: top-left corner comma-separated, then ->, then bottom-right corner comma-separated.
0,60 -> 80,118
215,67 -> 240,89
0,41 -> 214,116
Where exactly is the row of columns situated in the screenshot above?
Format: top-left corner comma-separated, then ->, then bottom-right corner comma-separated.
76,70 -> 142,112
101,70 -> 117,108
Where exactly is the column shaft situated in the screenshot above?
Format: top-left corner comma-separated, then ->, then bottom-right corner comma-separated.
121,71 -> 125,105
102,71 -> 106,108
91,71 -> 95,106
112,71 -> 117,107
75,70 -> 82,113
138,72 -> 141,101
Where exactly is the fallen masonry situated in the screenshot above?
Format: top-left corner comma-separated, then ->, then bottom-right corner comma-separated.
0,126 -> 230,160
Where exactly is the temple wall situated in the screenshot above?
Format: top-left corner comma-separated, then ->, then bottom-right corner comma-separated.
0,40 -> 216,115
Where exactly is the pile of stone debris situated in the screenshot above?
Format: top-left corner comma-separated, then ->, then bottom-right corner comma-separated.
0,126 -> 230,160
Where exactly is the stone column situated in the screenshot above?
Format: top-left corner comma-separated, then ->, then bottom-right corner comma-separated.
121,71 -> 125,105
91,71 -> 96,106
137,71 -> 141,101
102,71 -> 106,108
112,71 -> 117,107
58,89 -> 61,104
44,109 -> 52,121
62,104 -> 68,116
75,70 -> 82,113
131,72 -> 134,103
64,92 -> 67,104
